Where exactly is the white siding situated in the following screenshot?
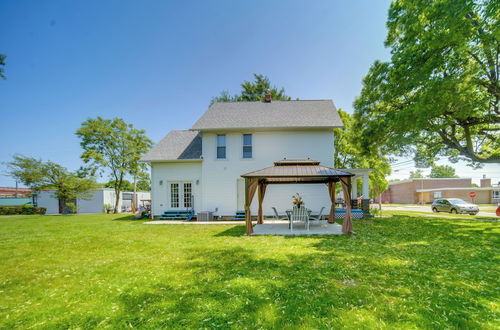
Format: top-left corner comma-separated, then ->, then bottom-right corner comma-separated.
103,190 -> 117,209
200,130 -> 334,215
77,190 -> 104,213
151,162 -> 202,216
37,190 -> 59,214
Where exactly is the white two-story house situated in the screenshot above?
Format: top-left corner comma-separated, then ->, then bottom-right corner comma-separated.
142,97 -> 371,218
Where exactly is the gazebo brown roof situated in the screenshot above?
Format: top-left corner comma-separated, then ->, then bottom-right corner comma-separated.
242,159 -> 354,184
241,159 -> 355,235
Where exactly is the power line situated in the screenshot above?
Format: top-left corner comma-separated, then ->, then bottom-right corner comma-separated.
391,160 -> 414,167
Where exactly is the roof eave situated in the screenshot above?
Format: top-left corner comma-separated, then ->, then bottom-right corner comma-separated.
190,125 -> 343,132
140,159 -> 203,163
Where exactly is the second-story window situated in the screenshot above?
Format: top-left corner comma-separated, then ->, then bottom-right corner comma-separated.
242,134 -> 252,158
216,134 -> 226,159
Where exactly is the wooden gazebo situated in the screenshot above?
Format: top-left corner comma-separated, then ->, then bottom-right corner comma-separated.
241,159 -> 355,235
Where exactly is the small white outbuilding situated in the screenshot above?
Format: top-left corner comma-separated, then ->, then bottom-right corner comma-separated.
36,188 -> 151,214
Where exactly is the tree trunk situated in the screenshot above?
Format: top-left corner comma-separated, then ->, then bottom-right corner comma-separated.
114,173 -> 123,214
114,187 -> 120,214
132,175 -> 137,213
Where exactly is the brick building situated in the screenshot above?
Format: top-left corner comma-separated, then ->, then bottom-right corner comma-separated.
377,177 -> 500,204
0,187 -> 32,198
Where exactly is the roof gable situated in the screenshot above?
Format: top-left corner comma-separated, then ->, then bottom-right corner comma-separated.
141,130 -> 201,162
192,100 -> 343,130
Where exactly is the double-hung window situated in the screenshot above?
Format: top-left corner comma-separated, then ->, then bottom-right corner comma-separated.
242,134 -> 252,158
216,134 -> 226,159
493,191 -> 500,199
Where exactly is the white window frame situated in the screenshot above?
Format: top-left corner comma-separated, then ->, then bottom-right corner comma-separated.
242,134 -> 252,159
216,134 -> 226,159
493,190 -> 500,199
433,191 -> 442,198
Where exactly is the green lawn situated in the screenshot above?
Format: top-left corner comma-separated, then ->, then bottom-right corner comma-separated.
0,214 -> 498,329
383,210 -> 499,221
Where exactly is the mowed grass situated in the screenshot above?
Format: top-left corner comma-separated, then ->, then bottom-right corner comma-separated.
384,210 -> 499,221
0,214 -> 498,329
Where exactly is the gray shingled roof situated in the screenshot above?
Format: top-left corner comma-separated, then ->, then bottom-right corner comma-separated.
191,100 -> 343,130
141,130 -> 202,162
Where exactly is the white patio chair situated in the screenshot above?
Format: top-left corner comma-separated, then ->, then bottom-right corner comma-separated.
272,207 -> 288,221
290,206 -> 310,231
310,207 -> 325,224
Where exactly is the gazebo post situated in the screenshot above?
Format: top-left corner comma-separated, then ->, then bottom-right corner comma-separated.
340,177 -> 353,234
257,182 -> 267,224
244,178 -> 258,235
327,181 -> 336,224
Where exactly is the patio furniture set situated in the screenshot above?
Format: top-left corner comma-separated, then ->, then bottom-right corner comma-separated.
272,206 -> 325,231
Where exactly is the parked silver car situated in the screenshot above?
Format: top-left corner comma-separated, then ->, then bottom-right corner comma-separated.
432,198 -> 479,215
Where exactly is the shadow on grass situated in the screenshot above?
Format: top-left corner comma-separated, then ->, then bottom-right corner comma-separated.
112,215 -> 141,221
214,225 -> 246,237
82,215 -> 496,328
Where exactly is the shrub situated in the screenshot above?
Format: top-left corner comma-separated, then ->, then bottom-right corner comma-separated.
21,204 -> 36,215
0,206 -> 47,215
370,207 -> 381,217
65,202 -> 77,214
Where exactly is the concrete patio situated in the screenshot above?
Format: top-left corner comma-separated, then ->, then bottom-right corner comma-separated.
251,221 -> 345,236
143,219 -> 349,235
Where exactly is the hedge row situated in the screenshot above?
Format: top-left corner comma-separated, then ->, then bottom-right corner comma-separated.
0,205 -> 47,215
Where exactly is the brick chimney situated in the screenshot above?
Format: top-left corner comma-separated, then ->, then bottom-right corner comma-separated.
480,175 -> 491,188
264,90 -> 272,103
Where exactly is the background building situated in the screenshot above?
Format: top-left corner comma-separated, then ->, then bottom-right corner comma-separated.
0,187 -> 33,206
37,188 -> 151,214
378,177 -> 500,204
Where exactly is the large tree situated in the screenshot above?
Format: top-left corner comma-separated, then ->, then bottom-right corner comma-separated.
6,155 -> 96,212
210,74 -> 292,105
0,54 -> 6,80
76,117 -> 153,213
354,0 -> 499,166
429,164 -> 458,178
334,110 -> 392,207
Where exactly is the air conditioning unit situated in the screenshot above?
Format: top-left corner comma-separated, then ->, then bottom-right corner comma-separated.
197,211 -> 213,221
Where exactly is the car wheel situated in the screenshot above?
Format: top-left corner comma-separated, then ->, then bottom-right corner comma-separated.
471,212 -> 478,216
432,207 -> 438,213
450,209 -> 458,214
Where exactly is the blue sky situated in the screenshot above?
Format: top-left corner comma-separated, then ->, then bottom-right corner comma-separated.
0,0 -> 498,186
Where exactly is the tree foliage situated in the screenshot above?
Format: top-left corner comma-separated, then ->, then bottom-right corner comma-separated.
334,110 -> 392,199
104,176 -> 150,192
76,117 -> 153,213
210,74 -> 292,105
6,155 -> 96,212
429,164 -> 458,178
354,0 -> 500,166
104,179 -> 134,192
0,54 -> 6,80
409,169 -> 425,179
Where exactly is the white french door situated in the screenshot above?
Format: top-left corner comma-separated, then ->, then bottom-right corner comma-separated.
169,182 -> 193,209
